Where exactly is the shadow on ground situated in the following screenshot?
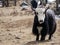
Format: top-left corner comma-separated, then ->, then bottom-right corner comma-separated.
24,40 -> 51,45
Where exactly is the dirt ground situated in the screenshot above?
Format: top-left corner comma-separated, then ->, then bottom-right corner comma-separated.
0,6 -> 60,45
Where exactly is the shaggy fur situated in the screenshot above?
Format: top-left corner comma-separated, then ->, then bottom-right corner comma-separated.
32,9 -> 56,41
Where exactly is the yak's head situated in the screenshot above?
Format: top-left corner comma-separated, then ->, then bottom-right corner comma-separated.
34,8 -> 45,24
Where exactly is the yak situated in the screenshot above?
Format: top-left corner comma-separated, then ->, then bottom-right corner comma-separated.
32,7 -> 56,41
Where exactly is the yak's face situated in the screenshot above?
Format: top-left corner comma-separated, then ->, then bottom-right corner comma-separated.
35,8 -> 45,24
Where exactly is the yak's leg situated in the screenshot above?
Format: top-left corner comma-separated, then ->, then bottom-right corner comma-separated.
49,34 -> 53,40
49,23 -> 56,40
36,34 -> 39,41
49,25 -> 56,40
40,30 -> 47,41
40,35 -> 46,41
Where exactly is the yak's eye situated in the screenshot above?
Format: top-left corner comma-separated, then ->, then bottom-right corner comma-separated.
34,12 -> 38,15
36,12 -> 38,15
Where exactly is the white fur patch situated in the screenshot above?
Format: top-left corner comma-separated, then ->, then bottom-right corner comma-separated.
35,8 -> 45,14
37,26 -> 43,34
35,8 -> 45,24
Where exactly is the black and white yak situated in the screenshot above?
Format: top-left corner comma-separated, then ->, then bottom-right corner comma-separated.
32,7 -> 56,41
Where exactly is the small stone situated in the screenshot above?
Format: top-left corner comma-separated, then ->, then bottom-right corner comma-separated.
0,40 -> 2,42
15,37 -> 21,39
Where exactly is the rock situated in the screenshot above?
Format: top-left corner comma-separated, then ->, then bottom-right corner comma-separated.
15,37 -> 21,39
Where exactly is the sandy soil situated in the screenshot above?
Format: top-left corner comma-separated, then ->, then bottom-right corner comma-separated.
0,6 -> 60,45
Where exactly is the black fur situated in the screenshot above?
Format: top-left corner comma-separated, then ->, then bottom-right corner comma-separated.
31,0 -> 37,9
32,10 -> 56,41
